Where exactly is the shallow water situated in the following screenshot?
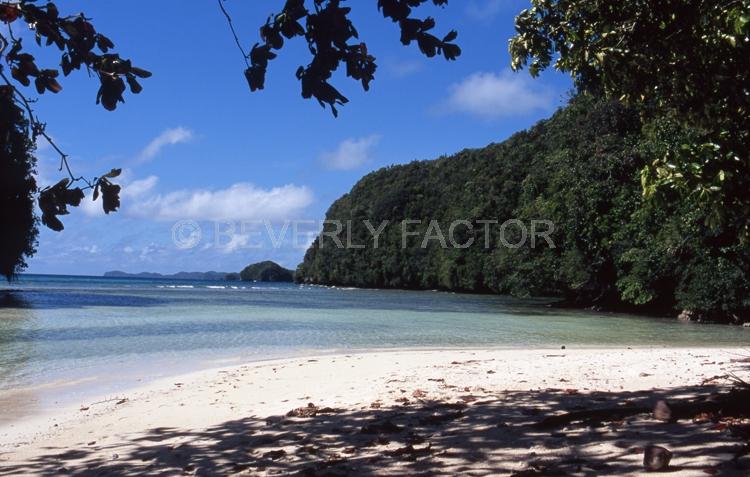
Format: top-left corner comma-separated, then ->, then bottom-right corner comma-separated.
1,274 -> 748,401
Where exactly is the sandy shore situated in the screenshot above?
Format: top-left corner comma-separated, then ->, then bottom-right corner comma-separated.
1,347 -> 749,476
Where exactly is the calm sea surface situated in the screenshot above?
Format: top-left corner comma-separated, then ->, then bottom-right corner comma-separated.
1,274 -> 748,402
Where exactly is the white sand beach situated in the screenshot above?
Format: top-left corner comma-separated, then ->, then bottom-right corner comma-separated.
1,347 -> 749,476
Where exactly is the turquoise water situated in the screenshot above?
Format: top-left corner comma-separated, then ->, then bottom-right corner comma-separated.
1,274 -> 748,398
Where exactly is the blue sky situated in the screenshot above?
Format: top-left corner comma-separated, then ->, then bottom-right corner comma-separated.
23,0 -> 571,275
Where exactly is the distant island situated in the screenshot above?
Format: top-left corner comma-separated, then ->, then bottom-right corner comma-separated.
239,261 -> 294,282
103,261 -> 294,283
103,271 -> 233,281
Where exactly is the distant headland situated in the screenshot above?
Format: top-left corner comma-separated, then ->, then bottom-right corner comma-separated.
239,261 -> 294,282
104,261 -> 295,282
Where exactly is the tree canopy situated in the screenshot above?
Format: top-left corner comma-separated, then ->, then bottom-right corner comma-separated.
509,0 -> 750,234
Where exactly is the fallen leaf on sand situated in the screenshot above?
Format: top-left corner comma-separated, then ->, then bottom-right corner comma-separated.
386,443 -> 432,461
263,449 -> 286,460
419,403 -> 465,425
361,419 -> 402,434
297,445 -> 319,455
692,412 -> 715,423
286,403 -> 340,418
412,389 -> 427,398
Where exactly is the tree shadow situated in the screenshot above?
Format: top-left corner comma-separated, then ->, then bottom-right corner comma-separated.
2,379 -> 749,476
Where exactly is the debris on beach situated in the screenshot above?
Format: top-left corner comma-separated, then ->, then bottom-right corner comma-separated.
263,449 -> 287,460
361,419 -> 402,434
286,403 -> 340,418
643,445 -> 673,471
385,443 -> 432,461
412,389 -> 427,398
653,400 -> 672,422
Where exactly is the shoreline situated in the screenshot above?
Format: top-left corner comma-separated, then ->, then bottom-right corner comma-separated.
301,282 -> 750,326
2,347 -> 749,475
2,343 -> 744,427
2,345 -> 747,427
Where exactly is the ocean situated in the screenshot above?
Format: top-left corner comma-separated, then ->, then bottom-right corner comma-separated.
1,274 -> 748,408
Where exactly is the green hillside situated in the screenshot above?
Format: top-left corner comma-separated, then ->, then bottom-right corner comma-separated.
297,97 -> 749,323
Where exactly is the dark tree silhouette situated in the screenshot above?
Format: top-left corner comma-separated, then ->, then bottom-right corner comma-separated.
223,0 -> 460,116
0,0 -> 150,279
0,86 -> 37,280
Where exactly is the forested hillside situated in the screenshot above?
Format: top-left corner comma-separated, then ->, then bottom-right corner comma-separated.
240,261 -> 294,282
297,97 -> 750,323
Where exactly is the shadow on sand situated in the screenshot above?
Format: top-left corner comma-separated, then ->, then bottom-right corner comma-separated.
1,378 -> 749,476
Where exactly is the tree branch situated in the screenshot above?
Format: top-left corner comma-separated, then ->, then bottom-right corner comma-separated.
0,67 -> 89,187
217,0 -> 249,68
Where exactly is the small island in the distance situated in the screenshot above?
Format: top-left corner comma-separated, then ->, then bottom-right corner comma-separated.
239,261 -> 294,282
104,261 -> 294,282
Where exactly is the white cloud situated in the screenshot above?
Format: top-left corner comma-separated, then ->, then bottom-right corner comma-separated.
79,173 -> 312,223
444,70 -> 554,119
384,58 -> 424,78
123,175 -> 160,197
139,243 -> 165,262
221,234 -> 250,254
71,245 -> 99,254
321,135 -> 380,171
129,183 -> 313,221
135,127 -> 193,164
